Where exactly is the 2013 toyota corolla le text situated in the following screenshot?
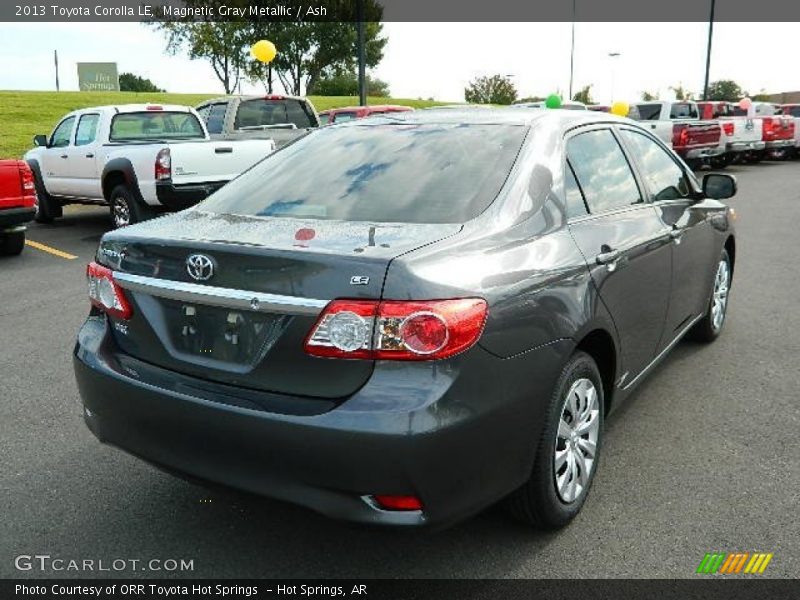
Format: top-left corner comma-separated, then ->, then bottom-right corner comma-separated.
73,109 -> 737,529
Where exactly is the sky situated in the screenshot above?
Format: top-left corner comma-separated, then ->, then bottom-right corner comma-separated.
0,22 -> 798,103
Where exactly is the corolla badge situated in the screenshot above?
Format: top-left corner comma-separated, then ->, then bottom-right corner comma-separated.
186,254 -> 215,281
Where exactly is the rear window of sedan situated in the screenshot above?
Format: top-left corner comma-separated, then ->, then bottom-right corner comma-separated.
199,123 -> 527,224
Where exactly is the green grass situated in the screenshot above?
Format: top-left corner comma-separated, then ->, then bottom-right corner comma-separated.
0,91 -> 447,158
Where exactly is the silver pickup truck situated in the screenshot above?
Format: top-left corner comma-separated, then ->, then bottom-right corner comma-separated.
195,95 -> 321,149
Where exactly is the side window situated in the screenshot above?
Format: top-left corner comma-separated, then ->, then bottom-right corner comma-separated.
196,105 -> 211,121
206,103 -> 228,134
50,116 -> 76,148
75,114 -> 99,146
564,161 -> 588,218
621,130 -> 690,201
285,101 -> 315,128
566,129 -> 641,214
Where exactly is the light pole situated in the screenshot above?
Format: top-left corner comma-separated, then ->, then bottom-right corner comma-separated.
357,0 -> 366,106
608,52 -> 620,103
569,0 -> 576,100
703,0 -> 716,100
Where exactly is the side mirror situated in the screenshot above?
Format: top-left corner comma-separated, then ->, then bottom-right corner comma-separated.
702,173 -> 737,200
33,134 -> 48,147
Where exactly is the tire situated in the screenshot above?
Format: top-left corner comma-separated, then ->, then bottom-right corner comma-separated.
709,154 -> 731,170
504,351 -> 604,529
109,184 -> 153,228
690,248 -> 731,343
744,150 -> 764,164
0,230 -> 25,255
31,170 -> 62,223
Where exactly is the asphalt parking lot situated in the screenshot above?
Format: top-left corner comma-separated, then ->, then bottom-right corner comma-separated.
1,162 -> 798,579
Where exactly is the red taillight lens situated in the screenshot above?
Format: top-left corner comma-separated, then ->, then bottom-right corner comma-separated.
19,164 -> 37,208
87,262 -> 133,320
155,148 -> 171,181
672,125 -> 689,148
722,121 -> 734,136
146,105 -> 164,111
304,298 -> 488,361
372,495 -> 423,511
264,94 -> 285,100
762,117 -> 775,140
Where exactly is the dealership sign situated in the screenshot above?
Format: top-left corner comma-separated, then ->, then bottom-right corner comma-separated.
77,62 -> 119,92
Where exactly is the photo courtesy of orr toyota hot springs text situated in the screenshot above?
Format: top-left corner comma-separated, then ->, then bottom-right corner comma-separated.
0,1 -> 798,598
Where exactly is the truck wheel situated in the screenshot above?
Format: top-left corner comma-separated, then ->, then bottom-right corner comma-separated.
709,155 -> 730,170
32,171 -> 62,223
109,184 -> 153,228
0,230 -> 25,256
744,150 -> 764,164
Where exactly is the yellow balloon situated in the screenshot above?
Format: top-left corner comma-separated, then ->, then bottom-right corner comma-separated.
610,101 -> 630,117
251,40 -> 277,64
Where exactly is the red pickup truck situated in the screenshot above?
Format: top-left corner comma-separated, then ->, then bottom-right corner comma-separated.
0,160 -> 37,255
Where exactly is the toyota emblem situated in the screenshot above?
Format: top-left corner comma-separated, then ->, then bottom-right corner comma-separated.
186,254 -> 215,281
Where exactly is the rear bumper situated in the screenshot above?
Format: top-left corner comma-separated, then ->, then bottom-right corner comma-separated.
764,139 -> 794,149
684,146 -> 725,159
73,316 -> 570,528
0,207 -> 35,231
155,180 -> 227,211
727,140 -> 765,152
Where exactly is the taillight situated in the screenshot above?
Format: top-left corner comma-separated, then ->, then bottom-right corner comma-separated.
155,148 -> 171,181
146,105 -> 164,111
672,124 -> 689,148
762,117 -> 775,140
264,94 -> 285,100
87,262 -> 133,320
722,121 -> 734,136
19,164 -> 37,208
304,298 -> 488,361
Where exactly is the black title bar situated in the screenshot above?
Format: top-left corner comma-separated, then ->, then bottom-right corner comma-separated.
6,0 -> 800,22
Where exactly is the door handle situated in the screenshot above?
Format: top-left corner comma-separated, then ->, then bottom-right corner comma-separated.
214,146 -> 233,154
85,153 -> 94,158
595,246 -> 621,270
59,154 -> 68,159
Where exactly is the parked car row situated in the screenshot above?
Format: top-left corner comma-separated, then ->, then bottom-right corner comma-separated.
15,96 -> 417,237
591,99 -> 797,169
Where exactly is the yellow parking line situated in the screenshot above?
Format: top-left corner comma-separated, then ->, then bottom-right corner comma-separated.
25,239 -> 78,260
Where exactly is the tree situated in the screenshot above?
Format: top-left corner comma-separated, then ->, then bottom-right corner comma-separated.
670,84 -> 693,101
706,80 -> 744,101
572,84 -> 593,105
641,90 -> 659,101
119,72 -> 165,93
464,75 -> 517,105
312,72 -> 390,96
517,96 -> 545,103
156,20 -> 248,94
245,5 -> 386,96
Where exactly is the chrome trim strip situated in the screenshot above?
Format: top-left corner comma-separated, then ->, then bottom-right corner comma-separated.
113,272 -> 328,316
622,313 -> 704,391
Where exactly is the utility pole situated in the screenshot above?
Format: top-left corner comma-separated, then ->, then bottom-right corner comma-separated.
703,0 -> 716,100
357,0 -> 366,106
54,50 -> 60,91
568,0 -> 576,100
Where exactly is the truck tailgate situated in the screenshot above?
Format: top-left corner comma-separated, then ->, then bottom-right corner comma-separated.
170,140 -> 275,185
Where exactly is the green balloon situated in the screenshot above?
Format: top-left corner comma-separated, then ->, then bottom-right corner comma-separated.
545,94 -> 562,109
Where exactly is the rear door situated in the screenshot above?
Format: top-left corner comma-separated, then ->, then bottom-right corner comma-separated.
566,126 -> 673,383
618,127 -> 715,347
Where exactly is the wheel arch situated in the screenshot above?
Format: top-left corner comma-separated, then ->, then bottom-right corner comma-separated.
724,235 -> 736,277
102,158 -> 142,202
574,328 -> 617,416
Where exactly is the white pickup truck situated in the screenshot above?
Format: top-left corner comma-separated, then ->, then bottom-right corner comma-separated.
25,104 -> 275,227
696,101 -> 765,167
629,101 -> 722,169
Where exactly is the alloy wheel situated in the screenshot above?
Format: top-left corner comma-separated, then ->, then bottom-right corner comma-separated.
112,196 -> 131,228
711,258 -> 730,331
554,378 -> 600,503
